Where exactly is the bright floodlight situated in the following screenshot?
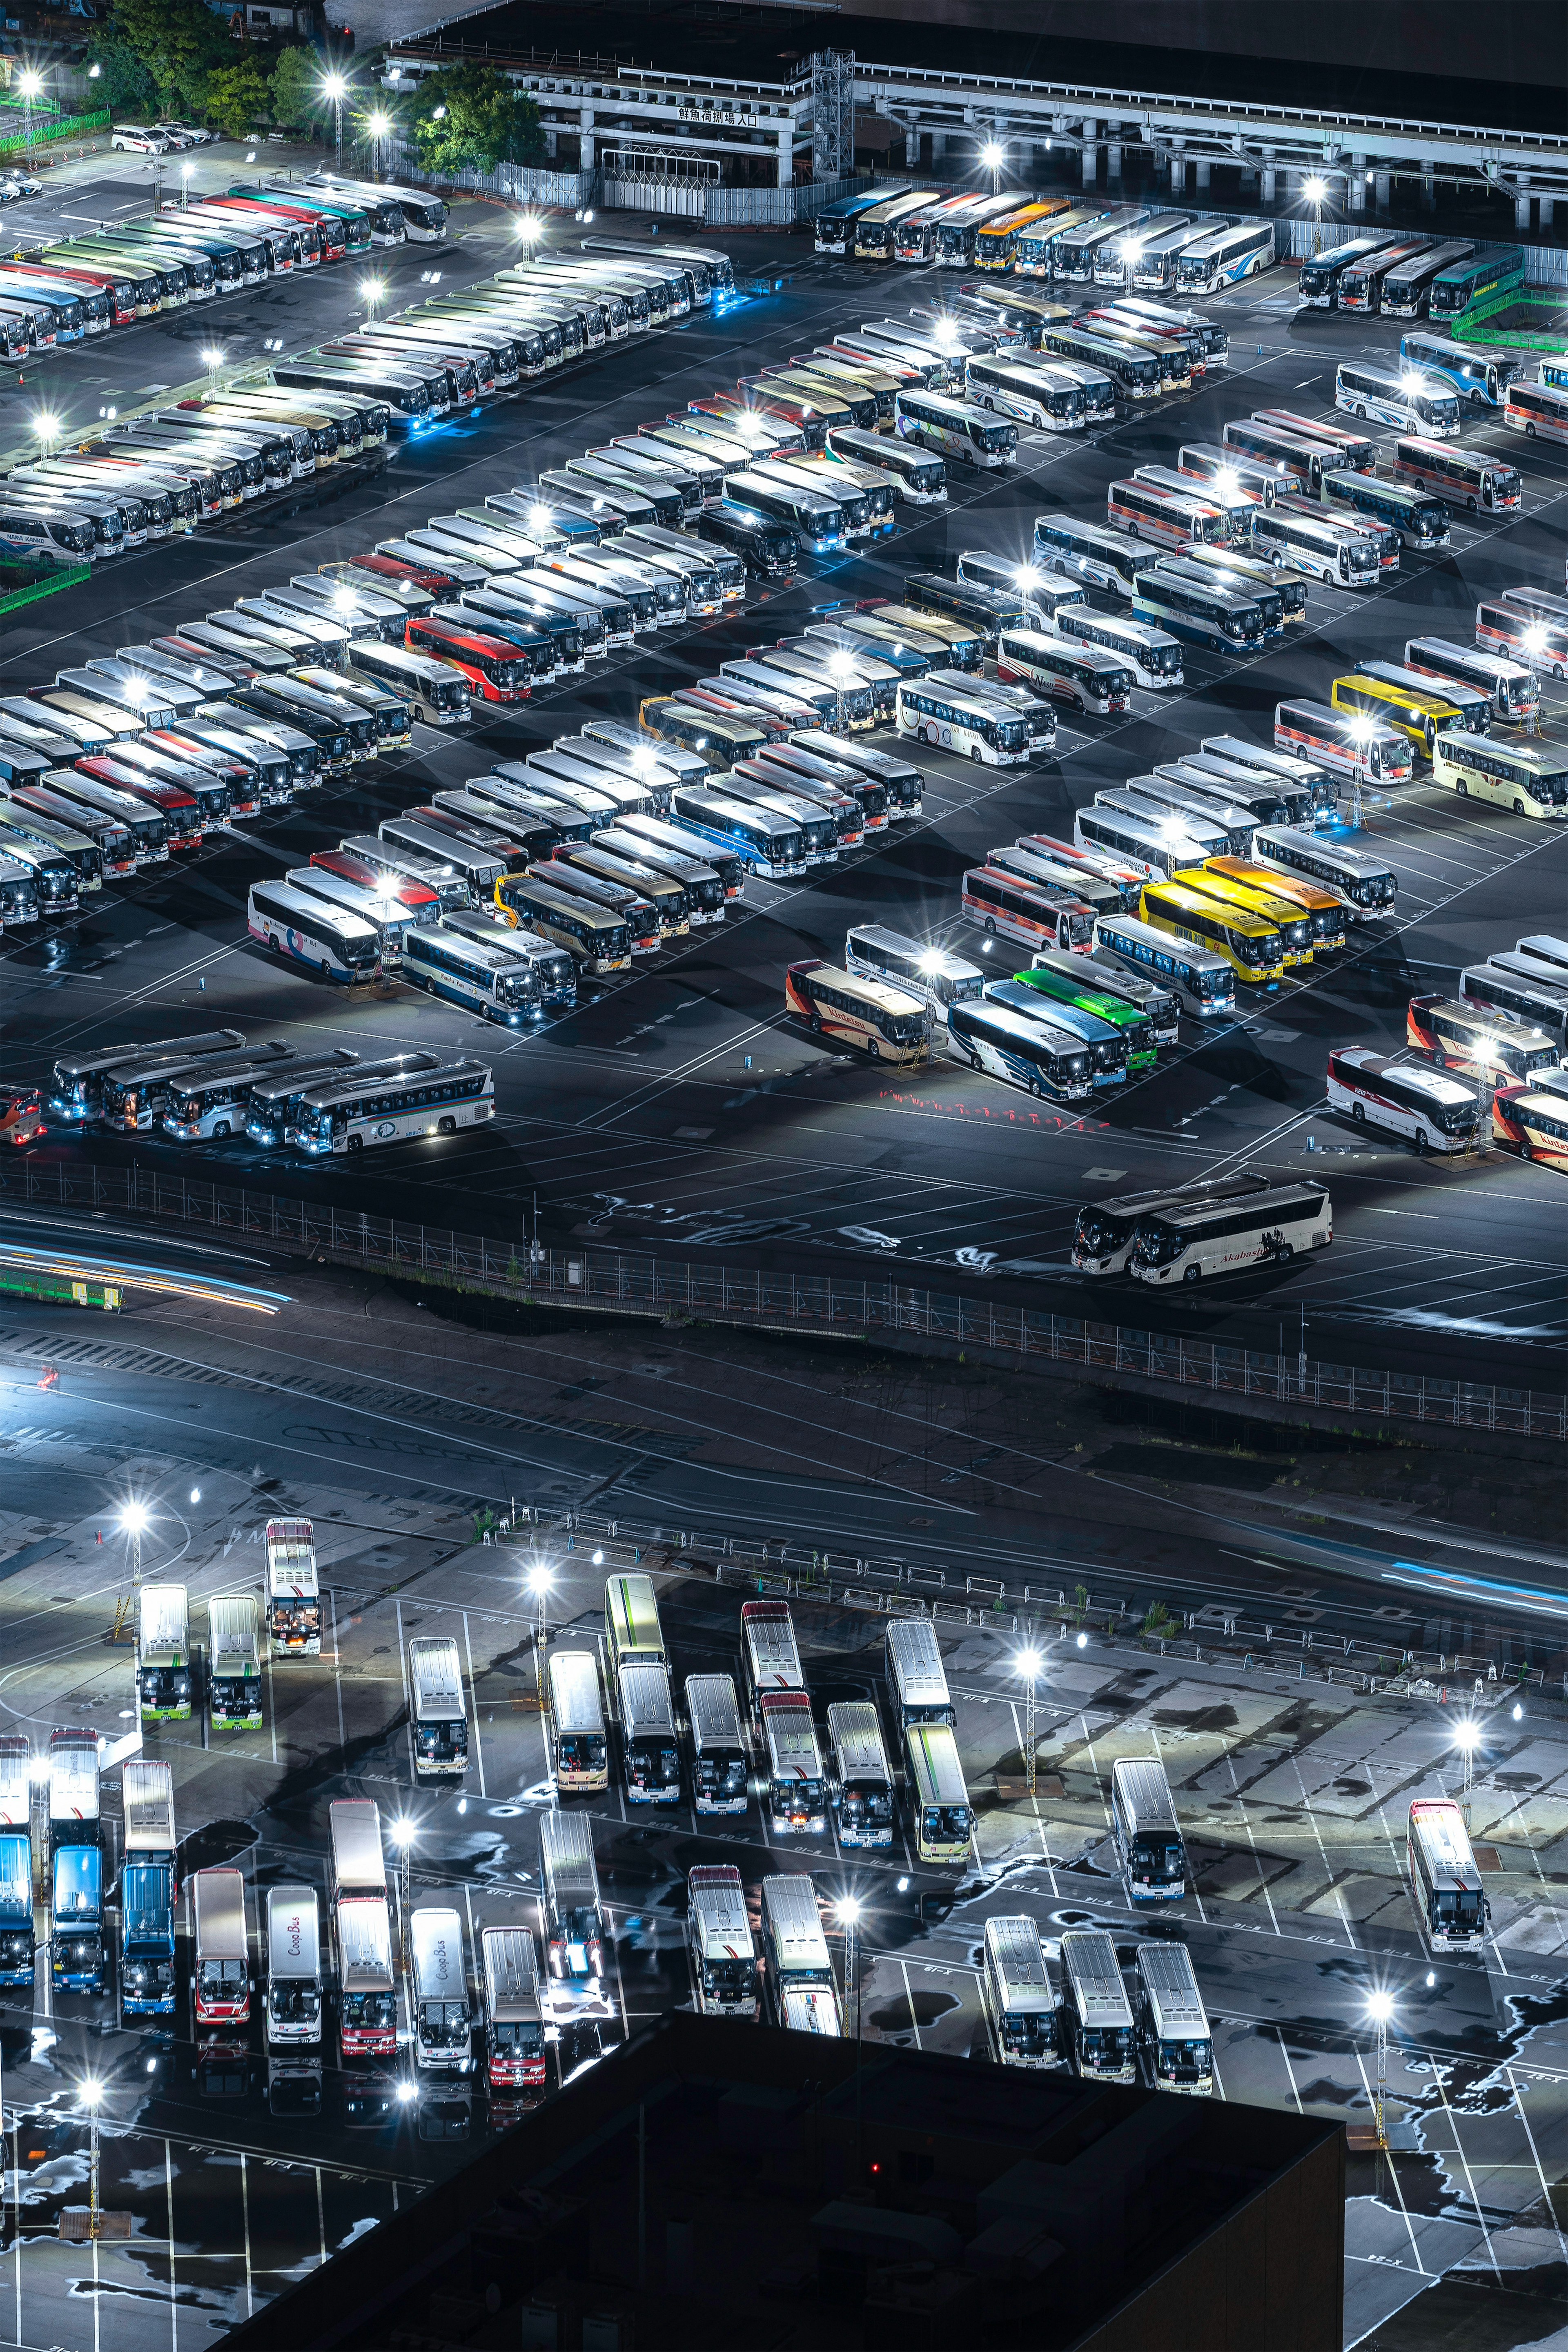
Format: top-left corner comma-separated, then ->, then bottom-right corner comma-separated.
1365,1990 -> 1394,2024
120,1501 -> 149,1535
529,503 -> 552,532
391,1817 -> 415,1850
517,212 -> 543,242
1015,564 -> 1040,588
980,140 -> 1004,171
323,71 -> 347,98
181,163 -> 193,180
201,346 -> 225,369
1016,1646 -> 1041,1678
396,2078 -> 416,2103
79,2077 -> 103,2109
1452,1719 -> 1480,1751
591,1548 -> 604,1566
368,110 -> 390,137
837,1895 -> 863,1926
1076,1630 -> 1088,1649
17,69 -> 42,98
527,1564 -> 552,1597
1305,174 -> 1326,203
1512,1701 -> 1523,1721
918,948 -> 943,973
933,323 -> 960,353
361,275 -> 385,303
1523,624 -> 1546,655
1215,467 -> 1238,497
31,410 -> 59,443
829,651 -> 854,681
189,1486 -> 200,1504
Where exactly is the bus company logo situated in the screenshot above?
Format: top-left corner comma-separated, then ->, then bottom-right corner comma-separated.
374,1121 -> 398,1139
287,928 -> 306,955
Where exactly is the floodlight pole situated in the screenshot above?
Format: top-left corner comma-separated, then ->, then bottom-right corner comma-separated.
1025,1665 -> 1037,1797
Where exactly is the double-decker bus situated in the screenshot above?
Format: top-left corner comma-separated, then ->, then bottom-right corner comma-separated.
1320,470 -> 1448,551
898,679 -> 1031,765
1129,1177 -> 1330,1285
1406,996 -> 1561,1089
1327,1048 -> 1482,1153
1139,877 -> 1283,985
1107,478 -> 1230,548
996,628 -> 1132,714
1038,322 -> 1160,399
963,863 -> 1093,953
1428,244 -> 1525,324
1492,1086 -> 1568,1169
1505,379 -> 1568,446
1336,363 -> 1459,437
1409,1799 -> 1492,1950
1174,219 -> 1274,293
1056,605 -> 1184,690
1434,734 -> 1566,820
1092,909 -> 1234,1018
1276,698 -> 1412,784
946,994 -> 1093,1099
287,1059 -> 495,1155
1393,439 -> 1521,516
784,958 -> 929,1064
905,1722 -> 972,1864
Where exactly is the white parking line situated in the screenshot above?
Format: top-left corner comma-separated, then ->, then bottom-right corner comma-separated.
461,1610 -> 488,1798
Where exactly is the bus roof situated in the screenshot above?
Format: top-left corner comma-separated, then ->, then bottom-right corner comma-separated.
984,1913 -> 1052,2007
761,1871 -> 830,1970
686,1674 -> 743,1748
410,1905 -> 465,2000
208,1592 -> 259,1660
539,1807 -> 597,1888
906,1721 -> 968,1808
123,1759 -> 174,1849
886,1617 -> 949,1705
547,1649 -> 604,1735
139,1582 -> 187,1657
689,1863 -> 751,1954
1112,1756 -> 1178,1834
605,1572 -> 664,1660
618,1662 -> 675,1739
481,1924 -> 541,2020
1061,1929 -> 1133,2026
329,1799 -> 385,1894
1136,1940 -> 1208,2035
827,1701 -> 892,1784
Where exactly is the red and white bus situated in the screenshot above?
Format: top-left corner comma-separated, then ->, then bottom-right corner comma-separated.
962,864 -> 1094,953
1274,698 -> 1412,785
1106,477 -> 1230,548
404,614 -> 530,702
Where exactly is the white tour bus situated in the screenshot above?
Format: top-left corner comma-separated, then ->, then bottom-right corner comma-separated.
964,353 -> 1085,431
539,1811 -> 612,2017
1111,1756 -> 1187,1900
826,1701 -> 895,1848
982,1915 -> 1062,2067
192,1869 -> 252,2028
760,1693 -> 828,1836
479,1924 -> 545,2094
285,1058 -> 495,1155
1106,476 -> 1231,548
619,1662 -> 682,1805
137,1583 -> 192,1720
1403,637 -> 1538,726
740,1598 -> 805,1716
894,387 -> 1017,468
1055,605 -> 1184,690
1252,825 -> 1396,916
411,1905 -> 472,2074
759,1872 -> 841,2035
1274,698 -> 1412,786
886,1618 -> 954,1731
1336,362 -> 1460,437
345,639 -> 471,726
1074,801 -> 1211,882
247,877 -> 379,982
403,924 -> 546,1025
1326,1048 -> 1481,1153
1250,506 -> 1380,587
410,1634 -> 468,1778
208,1592 -> 263,1731
687,1864 -> 759,2017
265,1517 -> 319,1656
1175,220 -> 1274,294
1129,1179 -> 1331,1285
546,1649 -> 609,1792
604,1570 -> 668,1676
1134,1943 -> 1214,2094
265,1885 -> 323,2055
1432,734 -> 1568,821
844,921 -> 984,1014
1408,1798 -> 1491,1952
1059,1930 -> 1137,2082
686,1674 -> 748,1814
1503,379 -> 1568,445
896,677 -> 1031,764
997,627 -> 1134,715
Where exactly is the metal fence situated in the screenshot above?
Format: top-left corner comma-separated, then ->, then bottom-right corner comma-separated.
16,1163 -> 1565,1441
0,108 -> 107,156
382,142 -> 594,209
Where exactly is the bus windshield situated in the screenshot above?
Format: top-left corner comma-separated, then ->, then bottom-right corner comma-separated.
923,1802 -> 971,1844
842,1780 -> 893,1832
344,1989 -> 396,2032
419,2000 -> 469,2047
270,1980 -> 319,2026
977,418 -> 1018,454
1082,2023 -> 1134,2065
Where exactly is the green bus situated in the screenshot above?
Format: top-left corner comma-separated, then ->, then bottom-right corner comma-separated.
1010,958 -> 1158,1069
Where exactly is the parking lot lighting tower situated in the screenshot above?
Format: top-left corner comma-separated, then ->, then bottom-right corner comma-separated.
1016,1646 -> 1041,1795
18,70 -> 42,172
1365,1990 -> 1394,2147
324,72 -> 347,173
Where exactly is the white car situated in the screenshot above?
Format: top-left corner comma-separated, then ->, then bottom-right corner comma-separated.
111,126 -> 169,154
153,121 -> 199,149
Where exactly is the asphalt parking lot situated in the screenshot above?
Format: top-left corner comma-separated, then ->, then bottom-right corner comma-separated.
3,235 -> 1564,1402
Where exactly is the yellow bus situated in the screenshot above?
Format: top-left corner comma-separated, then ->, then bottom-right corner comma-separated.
1330,670 -> 1468,760
1139,878 -> 1284,985
1170,866 -> 1314,968
1199,855 -> 1345,949
974,199 -> 1071,274
784,958 -> 929,1064
1432,734 -> 1568,822
906,1722 -> 973,1864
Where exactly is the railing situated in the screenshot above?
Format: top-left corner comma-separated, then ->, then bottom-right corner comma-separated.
13,1162 -> 1565,1441
0,108 -> 107,157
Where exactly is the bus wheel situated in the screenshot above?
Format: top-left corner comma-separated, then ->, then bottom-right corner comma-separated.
1183,1264 -> 1202,1284
1467,496 -> 1477,512
320,959 -> 331,977
214,1120 -> 230,1139
347,1135 -> 363,1153
268,933 -> 280,953
1520,1140 -> 1534,1160
438,1115 -> 457,1135
1455,777 -> 1467,795
866,1036 -> 879,1058
1515,799 -> 1526,816
1356,403 -> 1367,419
809,1011 -> 822,1033
1413,1129 -> 1428,1153
1352,1102 -> 1365,1123
984,917 -> 997,936
1526,423 -> 1536,437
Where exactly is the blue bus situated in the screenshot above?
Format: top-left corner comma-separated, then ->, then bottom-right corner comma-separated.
1399,331 -> 1523,411
1428,246 -> 1525,324
814,187 -> 904,257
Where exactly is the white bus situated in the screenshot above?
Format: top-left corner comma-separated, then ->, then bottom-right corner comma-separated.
286,1058 -> 495,1155
1336,362 -> 1460,437
1274,697 -> 1412,786
192,1869 -> 251,2029
1432,733 -> 1568,821
410,1634 -> 468,1778
760,1693 -> 827,1836
982,1915 -> 1062,2067
539,1811 -> 612,2017
997,628 -> 1134,715
1032,513 -> 1144,598
741,1598 -> 804,1717
1129,1179 -> 1331,1286
208,1593 -> 263,1731
886,1618 -> 953,1731
604,1571 -> 666,1675
844,921 -> 984,1014
894,387 -> 1017,468
1252,825 -> 1396,917
687,1864 -> 758,2018
1111,1756 -> 1186,1900
964,353 -> 1085,431
264,1885 -> 322,2055
760,1872 -> 840,2036
825,422 -> 947,503
827,1702 -> 895,1848
411,1906 -> 472,2074
265,1517 -> 319,1657
897,677 -> 1031,765
1059,1931 -> 1136,2082
546,1650 -> 608,1792
1055,605 -> 1184,690
137,1584 -> 191,1720
906,1721 -> 972,1865
1134,1943 -> 1213,2093
1107,477 -> 1230,548
1326,1048 -> 1482,1154
618,1662 -> 681,1804
1175,219 -> 1274,294
1409,1798 -> 1491,1951
1250,506 -> 1380,588
247,876 -> 379,983
403,924 -> 545,1025
1403,637 -> 1537,725
686,1674 -> 748,1814
1073,802 -> 1211,883
1504,379 -> 1568,445
1091,910 -> 1236,1019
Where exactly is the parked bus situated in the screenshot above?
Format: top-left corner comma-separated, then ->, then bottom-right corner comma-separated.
894,387 -> 1017,468
1404,637 -> 1537,726
1331,670 -> 1475,759
947,991 -> 1093,1099
546,1650 -> 608,1792
1297,234 -> 1400,309
1129,1179 -> 1331,1285
825,422 -> 946,502
760,1693 -> 827,1836
1252,826 -> 1395,916
898,679 -> 1031,765
1072,1172 -> 1272,1274
784,958 -> 928,1063
1396,333 -> 1519,416
1407,996 -> 1561,1090
963,863 -> 1094,955
1505,379 -> 1568,446
1492,1085 -> 1568,1168
208,1593 -> 263,1731
1072,802 -> 1205,883
1393,439 -> 1521,517
619,1662 -> 682,1805
1091,909 -> 1234,1019
686,1675 -> 748,1815
1038,322 -> 1160,399
192,1869 -> 251,2029
964,353 -> 1085,431
603,1572 -> 665,1676
1248,505 -> 1380,588
1175,219 -> 1274,293
1030,515 -> 1142,599
826,1704 -> 895,1849
286,1057 -> 494,1155
1320,470 -> 1448,552
1196,853 -> 1344,950
410,1907 -> 472,2076
247,878 -> 379,983
1327,1047 -> 1482,1153
401,924 -> 544,1027
1275,697 -> 1413,785
1131,564 -> 1264,652
1135,1944 -> 1213,2094
1009,958 -> 1157,1069
886,1619 -> 953,1731
1106,478 -> 1230,550
973,198 -> 1071,272
263,1516 -> 319,1657
983,1916 -> 1061,2067
1437,734 -> 1568,821
1340,237 -> 1436,313
495,871 -> 635,967
479,1925 -> 545,2095
1476,595 -> 1568,677
1409,1798 -> 1491,1951
1429,245 -> 1525,323
1111,1757 -> 1186,1900
1010,203 -> 1107,276
814,186 -> 896,256
410,1634 -> 468,1778
1060,1931 -> 1137,2081
759,1873 -> 840,2036
997,628 -> 1132,715
328,1800 -> 396,2061
1335,361 -> 1459,437
138,1584 -> 191,1721
905,1722 -> 971,1864
264,1886 -> 323,2060
539,1811 -> 611,2016
742,1597 -> 806,1716
1139,878 -> 1283,986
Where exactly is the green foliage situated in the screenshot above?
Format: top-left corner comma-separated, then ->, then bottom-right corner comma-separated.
205,57 -> 271,138
109,0 -> 232,114
83,27 -> 159,118
1143,1598 -> 1174,1638
267,45 -> 323,136
395,61 -> 544,175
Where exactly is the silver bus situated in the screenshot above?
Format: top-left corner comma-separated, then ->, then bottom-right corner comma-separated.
741,1598 -> 805,1716
760,1693 -> 827,1836
687,1674 -> 748,1814
983,1915 -> 1062,2068
411,1906 -> 472,2075
827,1702 -> 894,1848
1134,1942 -> 1213,2093
546,1650 -> 608,1793
1111,1756 -> 1187,1900
1060,1930 -> 1136,2082
410,1633 -> 468,1778
403,923 -> 543,1026
845,921 -> 983,1013
539,1811 -> 612,2017
1091,910 -> 1235,1019
886,1618 -> 953,1731
1408,1798 -> 1491,1953
760,1873 -> 840,2036
688,1864 -> 758,2018
619,1662 -> 681,1805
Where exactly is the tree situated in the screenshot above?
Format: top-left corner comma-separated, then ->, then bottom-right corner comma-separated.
268,45 -> 324,138
109,0 -> 232,115
395,62 -> 544,176
205,57 -> 271,139
83,27 -> 160,118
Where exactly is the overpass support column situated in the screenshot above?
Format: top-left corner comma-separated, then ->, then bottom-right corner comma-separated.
1260,147 -> 1276,204
1374,167 -> 1391,210
930,126 -> 946,163
1194,156 -> 1210,190
579,104 -> 595,173
1421,163 -> 1435,209
1106,120 -> 1123,179
1081,119 -> 1098,187
1350,152 -> 1366,212
1541,195 -> 1555,227
776,125 -> 793,188
1169,138 -> 1187,194
1515,174 -> 1532,230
